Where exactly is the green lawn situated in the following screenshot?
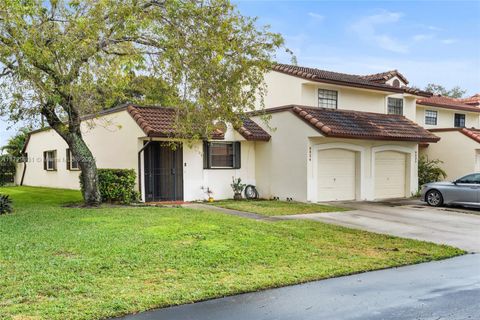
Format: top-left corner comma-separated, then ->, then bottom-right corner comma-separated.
211,199 -> 348,216
0,186 -> 463,320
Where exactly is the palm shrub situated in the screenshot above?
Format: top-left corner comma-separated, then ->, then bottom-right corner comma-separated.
418,156 -> 447,188
0,194 -> 13,214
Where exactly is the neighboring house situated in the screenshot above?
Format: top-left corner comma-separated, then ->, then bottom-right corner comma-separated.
17,63 -> 439,202
459,93 -> 480,107
416,95 -> 480,179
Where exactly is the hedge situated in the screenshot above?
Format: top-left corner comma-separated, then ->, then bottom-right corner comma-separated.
80,169 -> 139,204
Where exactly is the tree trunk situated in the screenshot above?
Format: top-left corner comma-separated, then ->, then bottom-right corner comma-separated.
68,133 -> 101,206
41,101 -> 101,206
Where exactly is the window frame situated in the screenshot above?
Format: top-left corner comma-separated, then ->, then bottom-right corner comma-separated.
424,110 -> 438,125
387,97 -> 404,115
318,88 -> 338,109
66,148 -> 81,171
43,150 -> 57,171
454,113 -> 466,128
203,141 -> 241,170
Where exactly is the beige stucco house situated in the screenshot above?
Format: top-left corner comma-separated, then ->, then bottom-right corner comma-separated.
17,106 -> 269,202
416,95 -> 480,179
17,63 -> 439,202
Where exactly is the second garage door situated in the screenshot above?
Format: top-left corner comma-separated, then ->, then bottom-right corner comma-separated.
317,149 -> 356,201
374,151 -> 407,199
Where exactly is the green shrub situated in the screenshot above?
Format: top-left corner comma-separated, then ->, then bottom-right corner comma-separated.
418,155 -> 447,188
0,194 -> 13,214
80,169 -> 139,204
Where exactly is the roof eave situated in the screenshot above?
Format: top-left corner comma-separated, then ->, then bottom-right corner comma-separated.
417,102 -> 480,113
272,69 -> 405,94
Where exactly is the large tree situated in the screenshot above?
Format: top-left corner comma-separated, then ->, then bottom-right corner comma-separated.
424,83 -> 466,99
0,0 -> 283,205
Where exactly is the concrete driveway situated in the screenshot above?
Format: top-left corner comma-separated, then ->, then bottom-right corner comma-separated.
282,200 -> 480,253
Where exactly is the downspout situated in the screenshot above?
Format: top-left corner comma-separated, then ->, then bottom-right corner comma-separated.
137,138 -> 153,200
20,156 -> 27,186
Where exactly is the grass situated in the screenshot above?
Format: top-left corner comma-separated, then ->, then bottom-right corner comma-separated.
210,199 -> 348,216
0,186 -> 464,320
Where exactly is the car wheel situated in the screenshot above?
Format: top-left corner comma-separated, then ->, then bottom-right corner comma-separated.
426,190 -> 444,207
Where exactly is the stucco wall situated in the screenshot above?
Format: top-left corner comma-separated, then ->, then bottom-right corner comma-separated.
419,131 -> 479,180
253,111 -> 321,201
180,139 -> 256,201
21,110 -> 146,190
261,71 -> 417,122
21,129 -> 82,190
252,110 -> 419,202
416,105 -> 480,129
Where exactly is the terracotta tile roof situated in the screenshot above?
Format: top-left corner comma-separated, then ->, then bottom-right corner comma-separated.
272,63 -> 430,96
417,95 -> 480,113
360,70 -> 409,85
286,105 -> 440,142
459,94 -> 480,106
461,128 -> 480,143
127,105 -> 269,141
429,128 -> 480,144
236,117 -> 271,141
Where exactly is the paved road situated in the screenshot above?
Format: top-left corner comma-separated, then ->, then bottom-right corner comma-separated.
282,201 -> 480,253
116,254 -> 480,320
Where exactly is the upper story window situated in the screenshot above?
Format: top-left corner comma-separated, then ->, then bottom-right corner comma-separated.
66,148 -> 80,171
203,142 -> 241,169
454,114 -> 466,127
318,89 -> 338,109
425,110 -> 438,125
387,97 -> 403,115
43,150 -> 57,171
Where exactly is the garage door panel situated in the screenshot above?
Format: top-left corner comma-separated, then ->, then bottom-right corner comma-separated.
375,151 -> 406,199
317,149 -> 356,201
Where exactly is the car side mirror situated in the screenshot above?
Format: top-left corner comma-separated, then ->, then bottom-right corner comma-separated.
453,180 -> 458,185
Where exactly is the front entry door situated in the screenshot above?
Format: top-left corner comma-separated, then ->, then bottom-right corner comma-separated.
144,142 -> 183,202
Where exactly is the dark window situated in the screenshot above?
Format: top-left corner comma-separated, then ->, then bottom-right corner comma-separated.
318,89 -> 338,109
425,110 -> 438,125
454,114 -> 466,127
66,149 -> 80,171
392,79 -> 401,87
387,97 -> 403,115
203,142 -> 241,169
43,150 -> 57,171
457,174 -> 480,184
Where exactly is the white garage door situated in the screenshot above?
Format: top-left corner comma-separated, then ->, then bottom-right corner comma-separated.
317,149 -> 356,201
375,151 -> 407,199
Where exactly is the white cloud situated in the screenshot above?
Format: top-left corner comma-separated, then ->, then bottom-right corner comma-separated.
308,12 -> 324,22
350,10 -> 409,53
412,34 -> 434,42
441,38 -> 458,45
427,25 -> 443,31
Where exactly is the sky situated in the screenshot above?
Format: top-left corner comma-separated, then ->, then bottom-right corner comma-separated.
0,0 -> 479,147
234,0 -> 480,91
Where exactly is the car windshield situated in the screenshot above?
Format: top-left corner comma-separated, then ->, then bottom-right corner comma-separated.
456,174 -> 480,184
